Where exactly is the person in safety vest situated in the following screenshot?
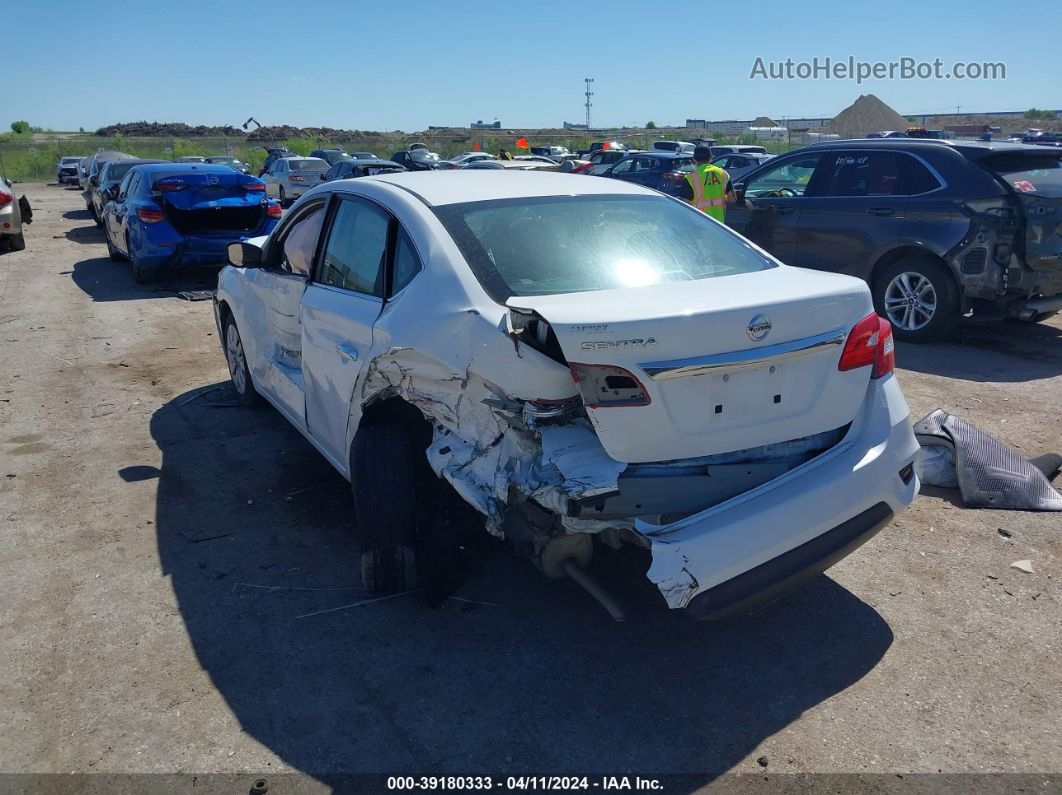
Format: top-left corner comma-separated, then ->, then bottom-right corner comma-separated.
677,145 -> 734,222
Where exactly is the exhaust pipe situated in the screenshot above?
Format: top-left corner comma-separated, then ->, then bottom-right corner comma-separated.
562,559 -> 627,622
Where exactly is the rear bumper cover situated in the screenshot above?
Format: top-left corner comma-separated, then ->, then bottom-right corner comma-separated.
643,374 -> 919,616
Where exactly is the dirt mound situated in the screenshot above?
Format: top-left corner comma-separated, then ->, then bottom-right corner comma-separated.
94,121 -> 243,138
825,95 -> 909,137
751,116 -> 778,127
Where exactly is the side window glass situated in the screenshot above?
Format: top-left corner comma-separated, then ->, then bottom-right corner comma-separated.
391,229 -> 423,295
611,158 -> 634,175
898,154 -> 941,195
318,199 -> 390,296
823,152 -> 901,197
275,203 -> 326,275
744,154 -> 821,198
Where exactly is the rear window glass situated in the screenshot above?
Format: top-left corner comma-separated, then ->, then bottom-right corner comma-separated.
288,159 -> 328,171
980,153 -> 1062,197
434,195 -> 775,300
105,162 -> 140,181
672,157 -> 694,171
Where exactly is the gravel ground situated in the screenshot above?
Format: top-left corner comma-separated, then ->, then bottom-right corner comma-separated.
0,184 -> 1059,787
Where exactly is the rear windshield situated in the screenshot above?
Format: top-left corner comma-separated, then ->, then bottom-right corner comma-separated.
671,157 -> 694,171
105,162 -> 139,181
434,195 -> 775,299
288,159 -> 328,171
981,153 -> 1062,197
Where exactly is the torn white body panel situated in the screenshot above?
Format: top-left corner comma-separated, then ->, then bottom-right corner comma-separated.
643,376 -> 919,609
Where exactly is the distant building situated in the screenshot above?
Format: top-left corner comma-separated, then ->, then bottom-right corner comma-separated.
471,120 -> 500,129
563,121 -> 588,130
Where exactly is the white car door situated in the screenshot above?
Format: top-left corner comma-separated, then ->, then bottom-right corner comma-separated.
299,195 -> 390,465
239,199 -> 328,427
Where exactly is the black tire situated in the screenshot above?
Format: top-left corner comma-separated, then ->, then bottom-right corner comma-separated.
351,422 -> 434,594
8,232 -> 26,252
222,316 -> 261,407
92,204 -> 103,228
129,234 -> 161,284
873,257 -> 959,344
105,231 -> 124,261
278,187 -> 287,208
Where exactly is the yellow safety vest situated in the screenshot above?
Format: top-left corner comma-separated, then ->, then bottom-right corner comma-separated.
687,163 -> 729,221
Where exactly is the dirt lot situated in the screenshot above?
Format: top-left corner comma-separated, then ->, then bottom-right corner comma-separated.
1,183 -> 1059,787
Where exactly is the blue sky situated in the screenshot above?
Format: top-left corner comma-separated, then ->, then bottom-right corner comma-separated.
6,0 -> 1058,132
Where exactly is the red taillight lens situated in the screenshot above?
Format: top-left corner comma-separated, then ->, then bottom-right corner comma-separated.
156,182 -> 185,192
266,203 -> 282,218
244,182 -> 266,192
838,312 -> 895,378
569,363 -> 651,408
0,191 -> 12,208
137,208 -> 165,224
874,317 -> 895,378
288,175 -> 305,183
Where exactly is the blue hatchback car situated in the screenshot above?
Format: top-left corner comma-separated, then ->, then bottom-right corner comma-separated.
102,163 -> 281,283
602,151 -> 696,196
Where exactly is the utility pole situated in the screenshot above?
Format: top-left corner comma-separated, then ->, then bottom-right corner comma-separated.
584,78 -> 594,131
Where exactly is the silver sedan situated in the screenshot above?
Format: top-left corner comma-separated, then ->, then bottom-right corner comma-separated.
261,157 -> 330,206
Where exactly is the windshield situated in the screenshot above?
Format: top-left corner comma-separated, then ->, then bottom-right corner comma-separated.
105,162 -> 140,181
61,157 -> 82,165
981,152 -> 1062,197
209,157 -> 237,163
288,158 -> 329,172
434,195 -> 775,299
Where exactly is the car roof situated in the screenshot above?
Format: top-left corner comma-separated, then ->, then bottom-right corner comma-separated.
624,151 -> 691,159
799,138 -> 1053,160
128,163 -> 246,177
366,170 -> 658,206
342,159 -> 403,167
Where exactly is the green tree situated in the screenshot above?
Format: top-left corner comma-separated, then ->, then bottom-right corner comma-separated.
645,121 -> 657,129
10,120 -> 30,134
1024,108 -> 1054,120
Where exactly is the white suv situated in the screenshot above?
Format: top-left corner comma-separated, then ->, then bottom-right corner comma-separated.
214,171 -> 919,619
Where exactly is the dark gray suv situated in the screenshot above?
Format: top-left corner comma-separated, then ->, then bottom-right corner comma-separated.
726,139 -> 1062,342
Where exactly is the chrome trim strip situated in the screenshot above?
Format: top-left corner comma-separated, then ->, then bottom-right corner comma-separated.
640,327 -> 848,381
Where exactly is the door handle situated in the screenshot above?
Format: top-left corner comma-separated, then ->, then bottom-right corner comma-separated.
867,207 -> 895,216
336,343 -> 358,362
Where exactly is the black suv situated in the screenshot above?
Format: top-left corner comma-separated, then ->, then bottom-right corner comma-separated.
726,139 -> 1062,342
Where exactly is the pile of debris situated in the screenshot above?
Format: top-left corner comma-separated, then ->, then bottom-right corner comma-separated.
246,126 -> 388,141
824,94 -> 910,137
94,121 -> 243,138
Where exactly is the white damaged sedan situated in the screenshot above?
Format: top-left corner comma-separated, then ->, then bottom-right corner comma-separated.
215,171 -> 920,619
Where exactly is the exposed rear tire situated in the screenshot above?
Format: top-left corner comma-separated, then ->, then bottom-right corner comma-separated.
873,257 -> 959,344
105,232 -> 124,261
8,233 -> 26,252
351,421 -> 434,594
222,316 -> 261,407
278,187 -> 287,208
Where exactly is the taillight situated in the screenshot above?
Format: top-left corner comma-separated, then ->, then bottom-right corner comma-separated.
288,175 -> 305,183
569,363 -> 651,408
874,317 -> 895,378
266,203 -> 283,218
661,171 -> 685,180
137,208 -> 165,224
244,182 -> 266,192
838,313 -> 894,378
0,191 -> 11,208
156,182 -> 185,192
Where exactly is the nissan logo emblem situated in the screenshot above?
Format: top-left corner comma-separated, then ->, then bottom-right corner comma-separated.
747,314 -> 772,342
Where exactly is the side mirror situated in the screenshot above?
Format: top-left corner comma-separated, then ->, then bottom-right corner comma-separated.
320,173 -> 327,181
90,176 -> 99,186
228,241 -> 263,268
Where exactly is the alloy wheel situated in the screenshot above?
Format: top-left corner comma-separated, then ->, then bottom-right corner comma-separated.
226,324 -> 247,394
883,271 -> 937,332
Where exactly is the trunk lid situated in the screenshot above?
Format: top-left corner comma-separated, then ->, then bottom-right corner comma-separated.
508,268 -> 874,463
153,171 -> 268,235
979,150 -> 1062,272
